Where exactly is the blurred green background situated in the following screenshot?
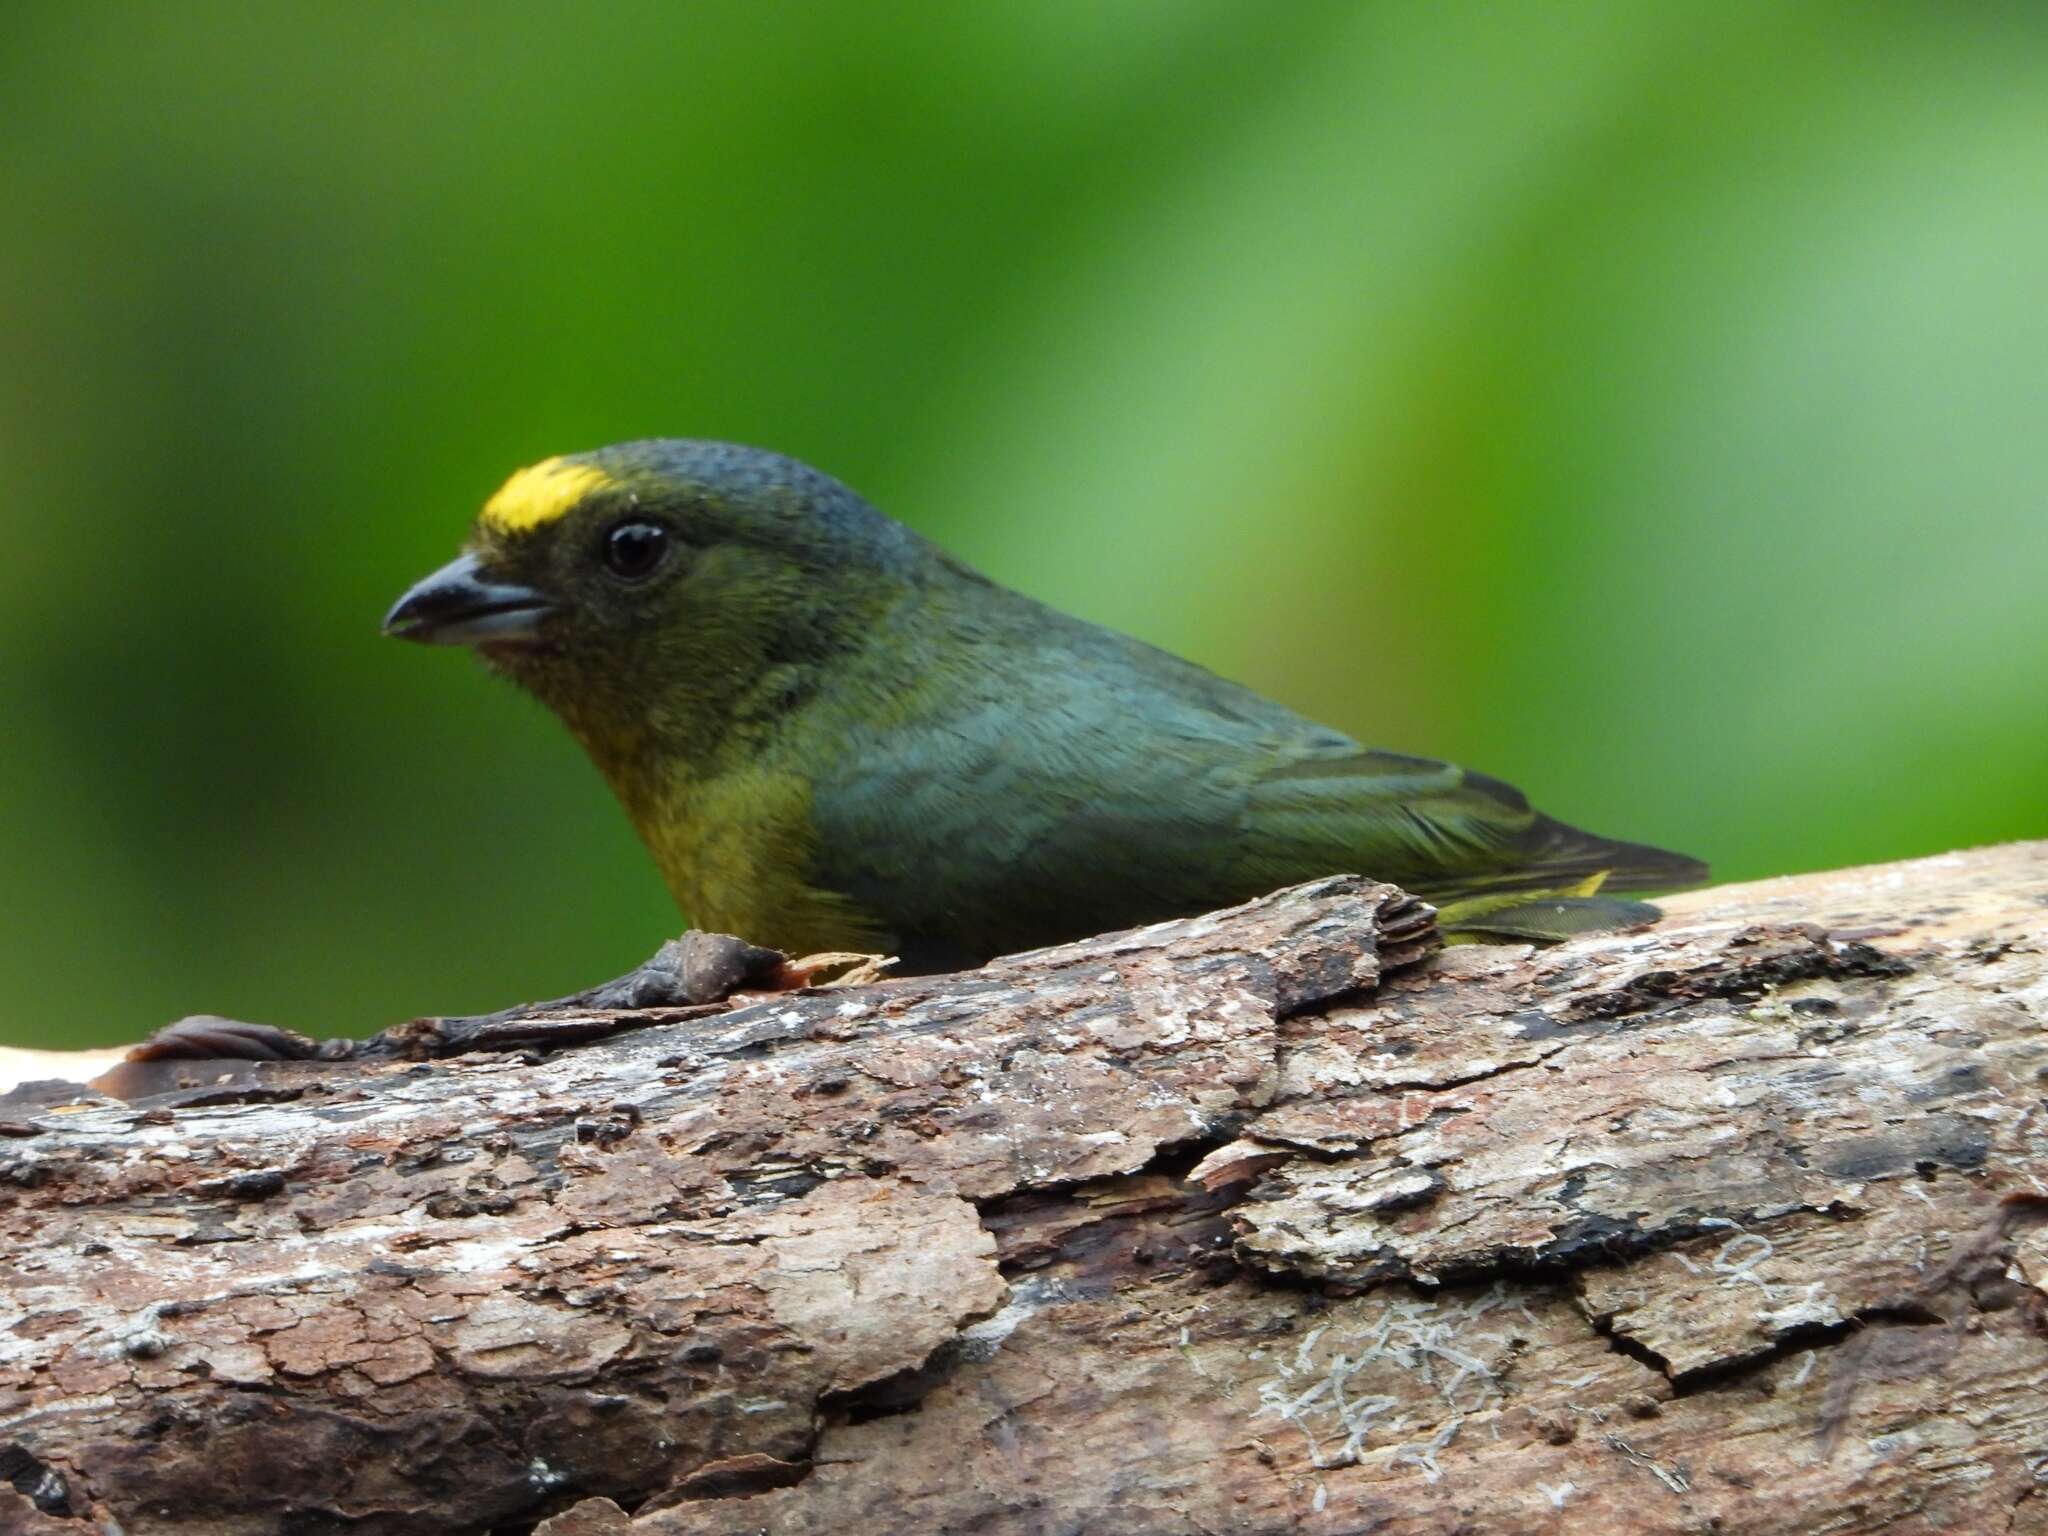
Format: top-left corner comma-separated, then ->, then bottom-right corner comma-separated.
3,3 -> 2044,1048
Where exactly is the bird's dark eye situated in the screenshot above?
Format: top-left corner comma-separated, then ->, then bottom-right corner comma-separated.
602,520 -> 669,580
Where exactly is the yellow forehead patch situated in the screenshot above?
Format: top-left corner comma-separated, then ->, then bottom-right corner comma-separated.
478,456 -> 615,535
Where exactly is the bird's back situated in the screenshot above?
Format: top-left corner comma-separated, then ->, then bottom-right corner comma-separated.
800,573 -> 1703,965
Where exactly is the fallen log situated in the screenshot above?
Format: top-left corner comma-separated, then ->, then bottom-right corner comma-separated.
1,843 -> 2044,1535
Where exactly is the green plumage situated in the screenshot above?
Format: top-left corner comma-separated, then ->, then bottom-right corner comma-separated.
388,440 -> 1705,968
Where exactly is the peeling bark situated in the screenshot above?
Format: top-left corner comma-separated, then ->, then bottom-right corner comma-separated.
1,848 -> 2044,1535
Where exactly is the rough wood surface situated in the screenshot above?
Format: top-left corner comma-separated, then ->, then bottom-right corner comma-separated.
1,845 -> 2044,1535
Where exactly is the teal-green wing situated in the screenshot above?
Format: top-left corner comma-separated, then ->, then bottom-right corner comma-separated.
805,593 -> 1704,963
1235,748 -> 1706,902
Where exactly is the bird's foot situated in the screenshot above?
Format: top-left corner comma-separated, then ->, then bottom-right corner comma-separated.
89,1014 -> 341,1100
375,930 -> 791,1059
101,931 -> 887,1097
776,950 -> 897,989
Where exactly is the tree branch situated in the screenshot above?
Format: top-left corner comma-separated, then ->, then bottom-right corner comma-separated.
2,847 -> 2043,1535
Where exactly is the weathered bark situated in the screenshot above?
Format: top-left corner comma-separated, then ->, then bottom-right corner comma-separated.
2,845 -> 2045,1536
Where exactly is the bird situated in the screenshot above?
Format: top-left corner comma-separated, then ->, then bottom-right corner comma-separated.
384,440 -> 1705,972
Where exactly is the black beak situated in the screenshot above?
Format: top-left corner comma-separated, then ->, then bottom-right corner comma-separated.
382,553 -> 556,647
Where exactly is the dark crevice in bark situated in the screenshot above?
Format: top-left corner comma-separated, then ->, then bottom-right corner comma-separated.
1562,928 -> 1915,1026
1582,1309 -> 1676,1381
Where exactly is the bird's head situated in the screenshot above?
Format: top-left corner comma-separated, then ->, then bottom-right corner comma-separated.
384,440 -> 929,768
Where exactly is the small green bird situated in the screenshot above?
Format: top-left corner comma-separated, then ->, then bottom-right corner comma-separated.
385,441 -> 1704,970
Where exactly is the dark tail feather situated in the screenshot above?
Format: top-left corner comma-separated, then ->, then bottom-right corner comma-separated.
1443,806 -> 1707,898
1399,765 -> 1708,899
1532,818 -> 1707,892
